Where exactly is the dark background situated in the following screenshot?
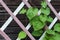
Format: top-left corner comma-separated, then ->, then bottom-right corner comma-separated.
0,0 -> 60,40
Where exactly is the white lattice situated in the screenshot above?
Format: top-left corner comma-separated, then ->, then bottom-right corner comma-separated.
0,0 -> 59,40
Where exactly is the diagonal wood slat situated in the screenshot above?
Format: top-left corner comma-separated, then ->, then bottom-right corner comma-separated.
1,0 -> 28,31
0,0 -> 35,40
0,0 -> 59,40
1,0 -> 41,39
0,29 -> 11,40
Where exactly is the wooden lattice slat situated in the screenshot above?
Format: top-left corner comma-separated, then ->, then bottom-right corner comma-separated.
0,29 -> 11,40
0,0 -> 59,40
0,0 -> 35,40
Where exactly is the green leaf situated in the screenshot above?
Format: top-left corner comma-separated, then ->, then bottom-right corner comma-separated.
43,23 -> 60,40
20,8 -> 26,14
46,30 -> 55,35
54,36 -> 60,40
18,31 -> 26,39
43,31 -> 55,40
26,7 -> 38,20
39,15 -> 47,23
41,1 -> 47,8
41,7 -> 50,15
30,17 -> 45,31
45,33 -> 60,40
49,38 -> 55,40
43,37 -> 47,40
53,33 -> 60,40
32,30 -> 43,36
48,37 -> 55,40
43,34 -> 48,40
54,23 -> 60,32
47,16 -> 53,22
43,34 -> 55,40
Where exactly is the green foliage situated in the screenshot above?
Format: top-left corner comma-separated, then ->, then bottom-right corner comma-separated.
54,33 -> 60,40
43,34 -> 55,40
47,16 -> 53,22
39,15 -> 53,23
41,1 -> 47,8
18,0 -> 53,40
41,7 -> 50,15
54,23 -> 60,32
18,31 -> 26,40
26,7 -> 38,20
32,30 -> 43,36
43,23 -> 60,40
20,8 -> 27,14
39,15 -> 48,23
46,30 -> 55,35
30,16 -> 45,31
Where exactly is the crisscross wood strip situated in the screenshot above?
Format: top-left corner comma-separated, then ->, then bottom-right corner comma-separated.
1,0 -> 28,31
0,29 -> 11,40
23,0 -> 31,8
0,0 -> 35,40
0,0 -> 59,39
46,0 -> 60,20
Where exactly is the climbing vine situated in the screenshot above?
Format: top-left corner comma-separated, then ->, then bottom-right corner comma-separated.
18,0 -> 53,40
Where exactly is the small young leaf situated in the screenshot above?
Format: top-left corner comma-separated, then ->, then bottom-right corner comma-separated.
41,1 -> 47,8
32,30 -> 43,36
53,33 -> 60,40
18,31 -> 26,39
41,7 -> 50,15
46,30 -> 55,35
26,7 -> 38,20
20,8 -> 26,14
54,23 -> 60,32
47,16 -> 53,22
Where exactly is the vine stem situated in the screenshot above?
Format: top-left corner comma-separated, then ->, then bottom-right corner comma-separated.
0,0 -> 35,40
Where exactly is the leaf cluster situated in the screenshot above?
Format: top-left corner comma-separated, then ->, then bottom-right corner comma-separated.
18,0 -> 53,40
43,23 -> 60,40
